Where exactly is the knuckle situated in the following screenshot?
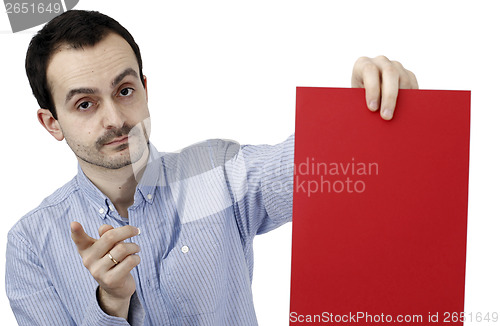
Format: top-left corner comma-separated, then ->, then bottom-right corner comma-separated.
408,70 -> 416,81
82,256 -> 92,269
90,267 -> 102,280
360,62 -> 380,82
409,71 -> 419,88
391,60 -> 403,69
102,231 -> 117,244
88,265 -> 97,275
363,62 -> 379,73
399,75 -> 412,89
375,55 -> 389,62
114,243 -> 126,256
383,65 -> 399,76
103,273 -> 123,288
102,274 -> 114,287
355,56 -> 370,66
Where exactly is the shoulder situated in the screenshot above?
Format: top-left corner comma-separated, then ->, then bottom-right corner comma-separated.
161,139 -> 241,174
8,176 -> 80,239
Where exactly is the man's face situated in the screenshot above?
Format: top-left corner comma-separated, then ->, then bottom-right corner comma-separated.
45,33 -> 150,170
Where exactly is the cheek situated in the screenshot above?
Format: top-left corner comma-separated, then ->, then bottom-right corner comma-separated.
129,102 -> 150,123
131,90 -> 150,115
64,127 -> 97,146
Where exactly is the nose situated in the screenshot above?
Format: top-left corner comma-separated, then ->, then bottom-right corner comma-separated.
101,100 -> 126,129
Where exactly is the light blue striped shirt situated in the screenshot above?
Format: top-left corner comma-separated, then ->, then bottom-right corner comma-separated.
6,135 -> 294,325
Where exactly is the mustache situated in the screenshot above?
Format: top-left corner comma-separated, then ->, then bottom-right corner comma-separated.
96,124 -> 133,147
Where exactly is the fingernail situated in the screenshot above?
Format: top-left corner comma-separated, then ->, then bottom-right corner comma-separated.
137,227 -> 141,235
382,109 -> 393,120
369,100 -> 378,111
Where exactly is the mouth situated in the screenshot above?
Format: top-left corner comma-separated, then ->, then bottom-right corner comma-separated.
104,135 -> 129,146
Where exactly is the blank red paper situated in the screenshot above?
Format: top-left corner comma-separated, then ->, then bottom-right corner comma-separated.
290,87 -> 470,325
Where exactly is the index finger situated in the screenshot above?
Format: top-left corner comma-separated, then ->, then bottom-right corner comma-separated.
70,221 -> 96,252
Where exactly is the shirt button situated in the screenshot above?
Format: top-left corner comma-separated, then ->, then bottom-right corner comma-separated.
109,206 -> 114,211
147,194 -> 152,200
181,245 -> 189,254
99,208 -> 105,214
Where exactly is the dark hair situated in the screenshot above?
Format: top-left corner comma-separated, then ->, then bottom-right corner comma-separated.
25,10 -> 145,119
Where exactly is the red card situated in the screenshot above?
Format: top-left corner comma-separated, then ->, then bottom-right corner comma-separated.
290,88 -> 470,325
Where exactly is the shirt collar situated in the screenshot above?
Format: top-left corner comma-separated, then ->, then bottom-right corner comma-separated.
76,143 -> 164,219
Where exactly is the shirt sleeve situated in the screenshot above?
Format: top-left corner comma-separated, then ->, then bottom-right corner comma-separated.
6,231 -> 144,326
224,134 -> 295,240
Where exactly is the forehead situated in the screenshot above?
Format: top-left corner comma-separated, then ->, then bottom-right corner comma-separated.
47,33 -> 139,100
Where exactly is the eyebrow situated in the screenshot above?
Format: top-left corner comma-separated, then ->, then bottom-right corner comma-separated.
111,68 -> 139,88
64,68 -> 139,104
65,88 -> 95,104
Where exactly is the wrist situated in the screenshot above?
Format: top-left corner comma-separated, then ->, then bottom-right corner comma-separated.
97,286 -> 131,320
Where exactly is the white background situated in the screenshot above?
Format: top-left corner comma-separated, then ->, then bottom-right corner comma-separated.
0,1 -> 499,325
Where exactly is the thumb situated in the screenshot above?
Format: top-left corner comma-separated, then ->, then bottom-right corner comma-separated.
70,221 -> 96,252
98,224 -> 114,238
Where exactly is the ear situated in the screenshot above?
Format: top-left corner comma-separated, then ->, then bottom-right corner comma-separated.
37,108 -> 64,141
143,75 -> 148,102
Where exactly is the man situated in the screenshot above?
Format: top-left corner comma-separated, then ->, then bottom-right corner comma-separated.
5,9 -> 418,326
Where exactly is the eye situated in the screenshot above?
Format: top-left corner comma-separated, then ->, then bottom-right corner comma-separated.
119,87 -> 134,97
77,101 -> 94,111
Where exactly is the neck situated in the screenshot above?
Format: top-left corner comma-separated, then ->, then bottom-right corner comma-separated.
79,147 -> 150,218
